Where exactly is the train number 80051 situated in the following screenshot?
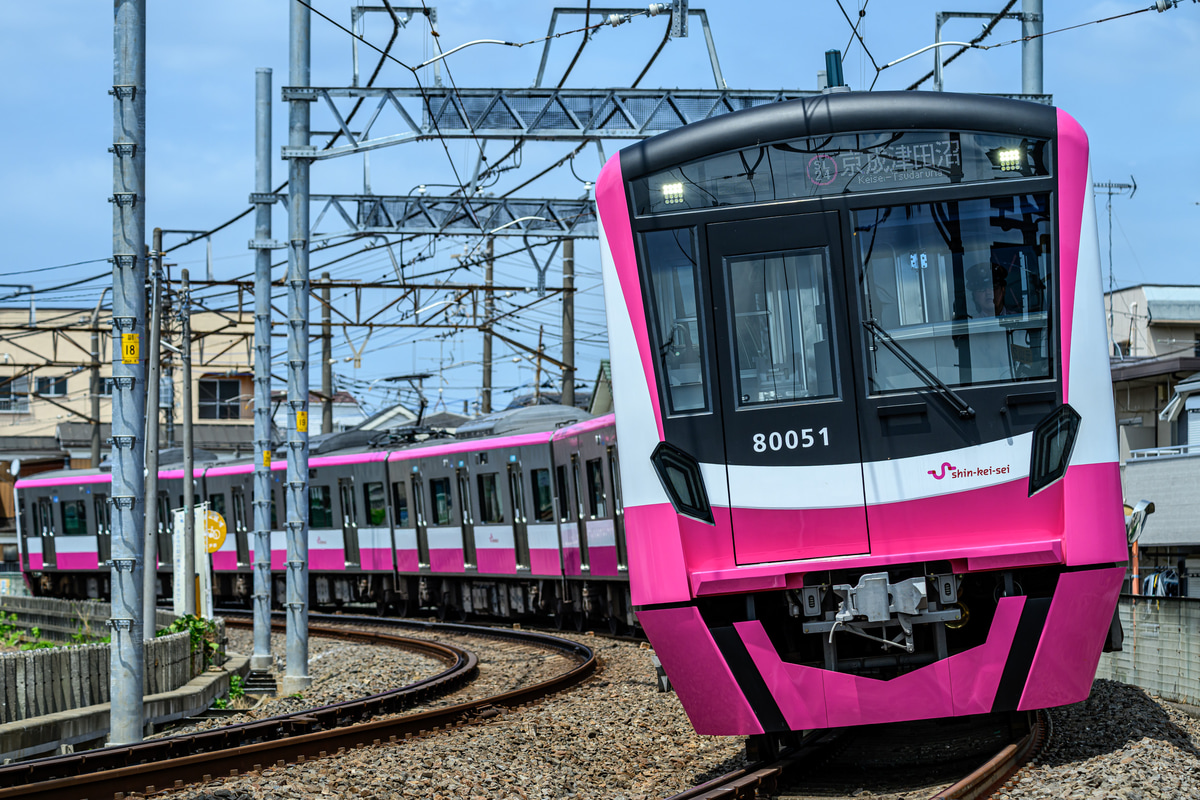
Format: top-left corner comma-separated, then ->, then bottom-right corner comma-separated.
752,428 -> 829,453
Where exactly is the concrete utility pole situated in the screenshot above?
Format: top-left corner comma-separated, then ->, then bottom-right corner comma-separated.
283,0 -> 313,696
181,270 -> 196,616
1022,0 -> 1043,96
321,273 -> 333,435
251,67 -> 274,674
561,238 -> 575,408
108,0 -> 147,747
482,238 -> 494,414
143,229 -> 163,632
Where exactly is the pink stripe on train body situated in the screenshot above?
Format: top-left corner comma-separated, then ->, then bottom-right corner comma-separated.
596,156 -> 664,440
730,506 -> 869,564
588,545 -> 619,577
637,605 -> 762,735
528,548 -> 561,575
551,413 -> 616,441
55,551 -> 99,571
16,473 -> 113,489
394,550 -> 420,572
212,551 -> 238,571
475,548 -> 517,575
387,431 -> 554,463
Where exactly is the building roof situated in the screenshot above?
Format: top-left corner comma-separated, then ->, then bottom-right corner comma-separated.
1110,285 -> 1200,325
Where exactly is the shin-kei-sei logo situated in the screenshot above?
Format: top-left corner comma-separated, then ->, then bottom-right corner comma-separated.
927,462 -> 957,480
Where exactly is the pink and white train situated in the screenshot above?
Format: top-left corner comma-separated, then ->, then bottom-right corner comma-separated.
15,406 -> 632,631
597,91 -> 1126,747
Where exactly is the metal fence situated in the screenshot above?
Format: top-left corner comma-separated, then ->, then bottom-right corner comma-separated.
1096,595 -> 1200,707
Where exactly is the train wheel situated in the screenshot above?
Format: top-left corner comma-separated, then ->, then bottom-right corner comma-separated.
394,596 -> 410,618
553,599 -> 570,631
573,608 -> 587,632
607,614 -> 624,635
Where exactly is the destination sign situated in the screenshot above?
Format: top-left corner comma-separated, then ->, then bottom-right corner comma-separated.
633,131 -> 1051,216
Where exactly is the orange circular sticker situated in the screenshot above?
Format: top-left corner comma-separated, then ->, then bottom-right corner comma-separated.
204,510 -> 227,554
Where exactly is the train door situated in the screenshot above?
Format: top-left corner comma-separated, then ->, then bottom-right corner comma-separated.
94,494 -> 112,566
411,475 -> 430,568
607,445 -> 627,571
456,468 -> 477,569
36,497 -> 55,567
706,212 -> 869,565
157,492 -> 173,566
570,454 -> 590,570
338,477 -> 362,567
230,487 -> 250,567
508,464 -> 530,570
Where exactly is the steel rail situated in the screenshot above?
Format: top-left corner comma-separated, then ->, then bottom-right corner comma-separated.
0,617 -> 595,799
930,710 -> 1048,800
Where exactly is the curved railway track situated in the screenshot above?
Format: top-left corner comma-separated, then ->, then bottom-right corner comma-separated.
667,710 -> 1048,800
0,614 -> 596,800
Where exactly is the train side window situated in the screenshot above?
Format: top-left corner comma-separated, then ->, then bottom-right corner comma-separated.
430,478 -> 453,526
309,485 -> 334,529
641,228 -> 709,415
391,482 -> 410,527
531,469 -> 554,522
270,493 -> 279,530
585,458 -> 607,518
508,467 -> 526,523
555,466 -> 572,522
477,473 -> 503,523
61,500 -> 87,536
363,482 -> 387,526
571,455 -> 585,520
209,493 -> 227,519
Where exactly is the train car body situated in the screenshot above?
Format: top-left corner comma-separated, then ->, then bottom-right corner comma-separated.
597,92 -> 1125,737
13,408 -> 633,631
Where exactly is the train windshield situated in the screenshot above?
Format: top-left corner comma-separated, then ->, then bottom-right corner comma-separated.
856,194 -> 1052,392
642,228 -> 710,414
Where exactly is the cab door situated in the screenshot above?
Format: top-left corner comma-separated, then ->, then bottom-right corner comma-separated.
338,477 -> 362,568
706,211 -> 869,564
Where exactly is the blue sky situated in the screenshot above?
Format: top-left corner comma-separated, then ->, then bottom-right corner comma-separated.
1,1 -> 1197,413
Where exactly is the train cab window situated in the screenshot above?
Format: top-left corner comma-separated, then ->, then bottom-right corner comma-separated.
641,228 -> 709,415
60,500 -> 87,536
430,478 -> 453,526
363,482 -> 387,525
309,485 -> 335,529
531,469 -> 554,522
555,466 -> 573,523
856,195 -> 1052,392
391,482 -> 410,527
725,249 -> 838,407
477,474 -> 503,524
585,458 -> 607,518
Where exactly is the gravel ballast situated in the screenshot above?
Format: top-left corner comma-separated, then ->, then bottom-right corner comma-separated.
162,626 -> 1200,800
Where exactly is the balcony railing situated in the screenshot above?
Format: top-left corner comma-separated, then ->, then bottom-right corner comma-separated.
1129,443 -> 1200,461
0,397 -> 29,414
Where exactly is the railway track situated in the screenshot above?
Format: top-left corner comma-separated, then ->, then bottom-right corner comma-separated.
0,614 -> 596,800
666,710 -> 1048,800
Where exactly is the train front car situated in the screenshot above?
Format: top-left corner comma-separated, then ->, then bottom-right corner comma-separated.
597,92 -> 1125,740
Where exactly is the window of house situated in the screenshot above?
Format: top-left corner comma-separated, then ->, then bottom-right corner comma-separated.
35,376 -> 68,396
199,378 -> 241,420
0,376 -> 29,413
309,485 -> 334,528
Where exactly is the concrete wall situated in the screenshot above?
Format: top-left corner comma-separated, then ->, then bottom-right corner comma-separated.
1097,596 -> 1200,706
1123,454 -> 1200,547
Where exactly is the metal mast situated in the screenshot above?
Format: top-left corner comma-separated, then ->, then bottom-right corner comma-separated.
143,230 -> 163,633
561,238 -> 575,408
251,67 -> 274,673
108,0 -> 147,746
283,0 -> 313,695
1022,0 -> 1043,96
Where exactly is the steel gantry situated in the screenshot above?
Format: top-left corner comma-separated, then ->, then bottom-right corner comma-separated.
251,193 -> 596,246
282,86 -> 818,160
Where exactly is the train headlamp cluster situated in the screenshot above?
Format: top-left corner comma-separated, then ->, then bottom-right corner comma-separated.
660,182 -> 685,205
996,149 -> 1023,171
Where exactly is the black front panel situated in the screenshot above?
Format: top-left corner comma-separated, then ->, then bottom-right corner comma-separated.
707,212 -> 863,468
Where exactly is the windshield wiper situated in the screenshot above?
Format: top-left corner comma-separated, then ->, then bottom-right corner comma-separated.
863,320 -> 975,420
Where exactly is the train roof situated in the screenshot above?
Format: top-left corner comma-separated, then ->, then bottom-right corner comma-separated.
455,405 -> 592,439
617,91 -> 1058,182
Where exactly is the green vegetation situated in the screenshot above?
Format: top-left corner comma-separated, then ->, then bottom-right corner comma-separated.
0,614 -> 57,650
158,615 -> 222,667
